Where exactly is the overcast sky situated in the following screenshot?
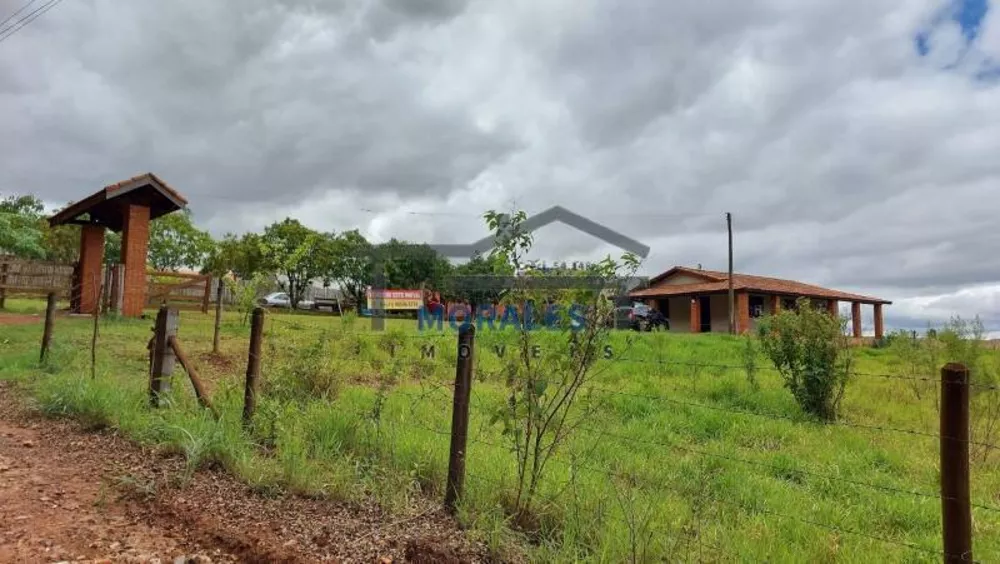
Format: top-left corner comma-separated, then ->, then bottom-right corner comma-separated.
2,0 -> 999,334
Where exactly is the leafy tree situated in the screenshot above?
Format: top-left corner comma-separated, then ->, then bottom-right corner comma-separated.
148,210 -> 214,271
324,229 -> 373,313
374,239 -> 452,291
756,298 -> 852,420
0,194 -> 46,258
42,224 -> 81,262
444,251 -> 513,314
104,232 -> 122,265
202,233 -> 264,279
260,218 -> 327,307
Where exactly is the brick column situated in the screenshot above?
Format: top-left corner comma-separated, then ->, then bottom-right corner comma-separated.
736,292 -> 751,334
770,295 -> 781,315
689,297 -> 700,333
77,224 -> 105,314
120,204 -> 151,317
826,299 -> 838,317
873,303 -> 884,340
851,302 -> 862,338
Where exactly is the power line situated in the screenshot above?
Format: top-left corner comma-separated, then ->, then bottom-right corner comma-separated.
0,0 -> 40,29
0,0 -> 66,45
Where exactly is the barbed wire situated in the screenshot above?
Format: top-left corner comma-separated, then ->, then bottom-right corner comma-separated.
585,384 -> 1000,452
254,317 -> 1000,391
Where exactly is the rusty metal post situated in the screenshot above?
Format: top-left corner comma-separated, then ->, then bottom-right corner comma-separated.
149,305 -> 178,407
212,279 -> 224,354
941,362 -> 972,563
40,292 -> 56,363
243,306 -> 265,426
445,324 -> 475,513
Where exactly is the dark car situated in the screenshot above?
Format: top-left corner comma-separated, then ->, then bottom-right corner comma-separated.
610,303 -> 668,331
634,307 -> 669,331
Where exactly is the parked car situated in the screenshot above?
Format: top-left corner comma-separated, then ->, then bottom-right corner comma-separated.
258,292 -> 314,310
634,307 -> 669,332
609,302 -> 669,331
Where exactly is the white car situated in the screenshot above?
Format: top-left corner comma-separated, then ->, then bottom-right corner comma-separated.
258,292 -> 314,310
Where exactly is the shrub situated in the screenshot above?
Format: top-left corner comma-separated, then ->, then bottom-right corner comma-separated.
756,298 -> 852,420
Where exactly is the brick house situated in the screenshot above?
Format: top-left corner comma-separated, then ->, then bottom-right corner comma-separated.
628,266 -> 891,338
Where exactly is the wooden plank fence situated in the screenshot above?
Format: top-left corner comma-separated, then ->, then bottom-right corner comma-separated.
0,255 -> 75,308
147,270 -> 212,313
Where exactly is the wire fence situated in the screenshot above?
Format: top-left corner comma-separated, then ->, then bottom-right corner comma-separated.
17,297 -> 996,562
243,309 -> 996,561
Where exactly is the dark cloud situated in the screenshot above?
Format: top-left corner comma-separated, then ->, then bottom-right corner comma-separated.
1,0 -> 999,332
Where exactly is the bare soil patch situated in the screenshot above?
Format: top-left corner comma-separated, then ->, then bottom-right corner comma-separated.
0,314 -> 43,326
0,382 -> 488,563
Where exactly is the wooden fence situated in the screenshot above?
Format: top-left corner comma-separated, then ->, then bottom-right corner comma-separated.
0,255 -> 75,307
147,270 -> 212,313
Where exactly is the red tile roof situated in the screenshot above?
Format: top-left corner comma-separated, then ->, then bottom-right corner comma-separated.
630,266 -> 890,304
48,172 -> 187,231
103,172 -> 188,205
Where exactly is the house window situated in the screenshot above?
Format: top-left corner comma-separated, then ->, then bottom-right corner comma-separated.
782,298 -> 797,311
749,295 -> 764,318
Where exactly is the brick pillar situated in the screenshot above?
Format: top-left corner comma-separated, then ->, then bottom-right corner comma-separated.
120,204 -> 151,317
873,303 -> 884,340
77,225 -> 105,314
851,302 -> 862,338
689,297 -> 700,333
770,295 -> 781,315
827,299 -> 838,317
736,292 -> 751,334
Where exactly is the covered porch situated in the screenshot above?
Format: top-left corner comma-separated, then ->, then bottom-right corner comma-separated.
638,291 -> 886,338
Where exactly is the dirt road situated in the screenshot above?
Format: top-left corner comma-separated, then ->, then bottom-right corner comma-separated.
0,382 -> 484,563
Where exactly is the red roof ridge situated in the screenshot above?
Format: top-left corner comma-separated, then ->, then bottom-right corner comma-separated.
636,265 -> 891,304
104,172 -> 188,205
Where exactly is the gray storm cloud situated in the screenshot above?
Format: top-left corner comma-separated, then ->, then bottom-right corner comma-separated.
1,0 -> 998,331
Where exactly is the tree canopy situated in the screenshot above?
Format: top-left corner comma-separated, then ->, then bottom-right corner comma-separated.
0,195 -> 46,258
148,210 -> 214,271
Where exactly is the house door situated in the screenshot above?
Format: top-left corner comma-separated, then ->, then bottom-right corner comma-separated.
699,296 -> 711,332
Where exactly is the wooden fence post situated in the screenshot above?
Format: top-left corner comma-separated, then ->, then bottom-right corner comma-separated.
90,278 -> 104,379
445,324 -> 475,513
201,275 -> 211,314
102,265 -> 112,313
212,279 -> 224,354
0,260 -> 7,309
941,362 -> 972,563
39,292 -> 56,363
149,305 -> 179,407
168,336 -> 218,418
243,306 -> 265,426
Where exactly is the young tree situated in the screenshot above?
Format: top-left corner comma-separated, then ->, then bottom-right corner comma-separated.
148,210 -> 214,271
484,209 -> 641,523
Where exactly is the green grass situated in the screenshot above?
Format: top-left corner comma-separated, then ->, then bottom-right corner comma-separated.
1,297 -> 998,562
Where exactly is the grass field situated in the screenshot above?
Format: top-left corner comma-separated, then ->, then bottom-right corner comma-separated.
1,297 -> 998,562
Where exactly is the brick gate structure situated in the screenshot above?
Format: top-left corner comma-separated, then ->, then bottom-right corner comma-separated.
48,173 -> 187,317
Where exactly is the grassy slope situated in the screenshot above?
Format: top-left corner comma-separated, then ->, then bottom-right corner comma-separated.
0,298 -> 997,563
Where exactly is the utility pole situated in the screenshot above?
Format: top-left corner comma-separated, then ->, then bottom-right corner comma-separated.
727,212 -> 734,334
